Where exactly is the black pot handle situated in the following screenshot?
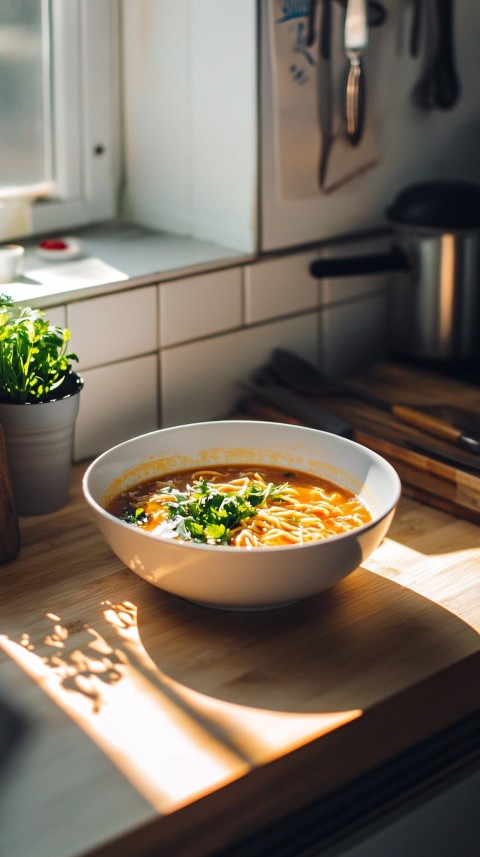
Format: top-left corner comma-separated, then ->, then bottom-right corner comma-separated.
309,246 -> 410,278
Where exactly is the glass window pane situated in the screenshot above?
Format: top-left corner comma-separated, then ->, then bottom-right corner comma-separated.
0,0 -> 51,189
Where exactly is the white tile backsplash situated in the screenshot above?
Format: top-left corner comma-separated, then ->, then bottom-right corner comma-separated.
67,285 -> 157,370
160,313 -> 319,428
74,354 -> 158,460
59,249 -> 391,459
244,250 -> 320,324
315,237 -> 392,307
159,268 -> 242,346
319,293 -> 389,378
319,273 -> 389,307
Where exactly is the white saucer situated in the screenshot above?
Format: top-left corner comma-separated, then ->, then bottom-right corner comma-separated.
35,237 -> 83,261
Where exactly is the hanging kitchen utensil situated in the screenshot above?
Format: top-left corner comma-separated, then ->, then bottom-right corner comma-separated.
433,0 -> 460,108
318,0 -> 334,186
270,348 -> 480,456
409,0 -> 422,57
343,0 -> 368,145
415,0 -> 460,110
309,2 -> 386,48
309,0 -> 386,193
306,0 -> 334,188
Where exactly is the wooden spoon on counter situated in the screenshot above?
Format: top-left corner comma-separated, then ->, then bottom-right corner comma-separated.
271,349 -> 480,456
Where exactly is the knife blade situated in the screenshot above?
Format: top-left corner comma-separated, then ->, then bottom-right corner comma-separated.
406,440 -> 480,474
270,348 -> 480,456
239,381 -> 354,438
343,0 -> 368,145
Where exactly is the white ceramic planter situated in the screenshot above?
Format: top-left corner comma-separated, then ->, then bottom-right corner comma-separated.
0,374 -> 83,516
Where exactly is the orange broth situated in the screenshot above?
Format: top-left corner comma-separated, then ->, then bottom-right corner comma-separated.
106,465 -> 372,548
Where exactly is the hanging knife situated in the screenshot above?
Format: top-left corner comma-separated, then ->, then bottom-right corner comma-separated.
318,0 -> 334,189
343,0 -> 369,145
433,0 -> 461,109
409,0 -> 422,57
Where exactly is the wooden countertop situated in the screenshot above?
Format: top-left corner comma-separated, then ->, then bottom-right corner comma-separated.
0,462 -> 479,857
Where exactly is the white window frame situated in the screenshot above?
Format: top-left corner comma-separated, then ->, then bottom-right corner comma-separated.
0,0 -> 119,239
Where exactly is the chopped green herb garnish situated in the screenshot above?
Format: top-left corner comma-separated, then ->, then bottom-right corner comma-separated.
119,478 -> 289,543
161,478 -> 288,544
120,505 -> 150,525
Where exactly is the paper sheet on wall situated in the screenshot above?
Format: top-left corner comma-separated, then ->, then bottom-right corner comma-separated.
268,0 -> 380,199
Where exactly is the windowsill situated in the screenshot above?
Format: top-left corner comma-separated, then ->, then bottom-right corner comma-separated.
3,221 -> 255,308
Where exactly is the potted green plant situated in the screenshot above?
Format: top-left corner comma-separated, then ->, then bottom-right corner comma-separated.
0,294 -> 83,516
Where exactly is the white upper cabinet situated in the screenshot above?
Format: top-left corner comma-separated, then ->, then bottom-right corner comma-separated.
120,0 -> 258,255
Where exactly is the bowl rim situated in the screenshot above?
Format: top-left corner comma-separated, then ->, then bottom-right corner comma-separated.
82,420 -> 402,554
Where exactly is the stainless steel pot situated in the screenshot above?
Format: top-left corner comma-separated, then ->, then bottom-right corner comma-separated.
310,181 -> 480,361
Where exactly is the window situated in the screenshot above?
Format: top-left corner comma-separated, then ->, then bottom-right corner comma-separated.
0,0 -> 119,241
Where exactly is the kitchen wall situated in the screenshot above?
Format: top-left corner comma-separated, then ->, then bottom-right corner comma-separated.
261,0 -> 480,249
42,238 -> 387,462
43,0 -> 479,462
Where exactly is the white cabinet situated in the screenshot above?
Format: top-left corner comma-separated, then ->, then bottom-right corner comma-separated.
120,0 -> 257,255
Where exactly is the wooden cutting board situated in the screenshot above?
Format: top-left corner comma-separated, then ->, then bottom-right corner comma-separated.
236,363 -> 480,523
1,462 -> 479,857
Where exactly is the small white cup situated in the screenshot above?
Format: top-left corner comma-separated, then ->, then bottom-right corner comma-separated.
0,244 -> 25,283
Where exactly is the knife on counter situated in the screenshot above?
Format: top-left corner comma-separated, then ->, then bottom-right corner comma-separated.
406,440 -> 480,474
239,380 -> 354,438
343,0 -> 369,145
270,348 -> 480,457
239,378 -> 480,475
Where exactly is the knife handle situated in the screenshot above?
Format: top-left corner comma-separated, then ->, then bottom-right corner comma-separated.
344,58 -> 365,145
393,405 -> 480,456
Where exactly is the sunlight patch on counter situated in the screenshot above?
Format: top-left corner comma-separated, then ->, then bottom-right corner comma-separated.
5,257 -> 129,303
366,537 -> 480,632
0,600 -> 362,813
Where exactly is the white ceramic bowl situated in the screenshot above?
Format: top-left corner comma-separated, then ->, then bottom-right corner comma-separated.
82,421 -> 401,610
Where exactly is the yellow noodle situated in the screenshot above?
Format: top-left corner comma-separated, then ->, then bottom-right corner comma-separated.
107,465 -> 371,548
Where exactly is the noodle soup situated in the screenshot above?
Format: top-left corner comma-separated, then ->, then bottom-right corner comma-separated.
107,465 -> 372,548
84,420 -> 401,607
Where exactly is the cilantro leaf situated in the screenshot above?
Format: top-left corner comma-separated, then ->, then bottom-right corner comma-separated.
120,506 -> 150,525
122,476 -> 289,544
